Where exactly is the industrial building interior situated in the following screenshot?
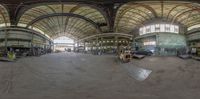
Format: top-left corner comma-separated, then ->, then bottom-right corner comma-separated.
1,0 -> 200,99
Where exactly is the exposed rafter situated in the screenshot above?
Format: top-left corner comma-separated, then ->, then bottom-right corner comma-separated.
26,13 -> 102,33
79,32 -> 133,42
2,0 -> 200,40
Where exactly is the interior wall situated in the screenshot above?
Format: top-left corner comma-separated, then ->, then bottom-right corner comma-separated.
135,36 -> 156,52
134,33 -> 187,56
186,28 -> 200,56
157,33 -> 186,48
157,33 -> 187,56
0,27 -> 53,50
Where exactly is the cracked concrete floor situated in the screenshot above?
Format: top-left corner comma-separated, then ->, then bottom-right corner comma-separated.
0,52 -> 200,99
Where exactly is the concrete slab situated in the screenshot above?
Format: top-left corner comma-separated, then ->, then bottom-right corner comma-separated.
0,53 -> 200,99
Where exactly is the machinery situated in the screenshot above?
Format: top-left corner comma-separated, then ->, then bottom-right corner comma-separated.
119,50 -> 131,63
118,46 -> 131,63
0,48 -> 16,62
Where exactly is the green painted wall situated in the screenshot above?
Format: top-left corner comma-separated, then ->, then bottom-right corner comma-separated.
156,33 -> 187,56
134,33 -> 187,56
157,33 -> 186,48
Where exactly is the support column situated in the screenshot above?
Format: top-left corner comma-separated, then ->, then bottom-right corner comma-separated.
73,43 -> 75,52
129,38 -> 132,47
156,33 -> 159,55
77,42 -> 79,47
77,40 -> 80,52
96,37 -> 99,54
84,41 -> 86,52
4,29 -> 8,52
43,38 -> 46,54
31,32 -> 34,55
96,37 -> 99,50
73,40 -> 76,52
100,37 -> 103,53
115,36 -> 118,53
91,41 -> 93,52
51,41 -> 54,53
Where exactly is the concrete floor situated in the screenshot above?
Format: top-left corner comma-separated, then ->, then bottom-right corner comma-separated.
0,52 -> 200,99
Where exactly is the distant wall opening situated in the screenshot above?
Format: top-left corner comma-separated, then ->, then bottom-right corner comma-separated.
53,36 -> 74,52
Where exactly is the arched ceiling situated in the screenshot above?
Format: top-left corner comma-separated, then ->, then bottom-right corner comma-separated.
30,16 -> 97,39
1,0 -> 200,40
115,1 -> 200,33
0,4 -> 10,27
17,3 -> 108,39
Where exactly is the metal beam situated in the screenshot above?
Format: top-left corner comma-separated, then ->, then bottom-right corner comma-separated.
79,33 -> 133,41
26,13 -> 102,33
118,3 -> 158,19
172,8 -> 200,24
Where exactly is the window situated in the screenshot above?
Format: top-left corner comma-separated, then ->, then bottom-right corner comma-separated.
139,28 -> 143,35
143,41 -> 156,46
174,26 -> 179,33
143,27 -> 146,35
165,24 -> 170,32
0,23 -> 11,27
170,25 -> 175,33
160,24 -> 165,32
151,25 -> 155,33
146,26 -> 151,33
139,24 -> 179,35
188,24 -> 200,31
155,24 -> 160,32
